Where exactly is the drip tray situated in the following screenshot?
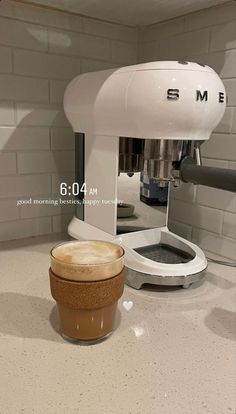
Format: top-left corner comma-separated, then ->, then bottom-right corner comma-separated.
134,243 -> 195,264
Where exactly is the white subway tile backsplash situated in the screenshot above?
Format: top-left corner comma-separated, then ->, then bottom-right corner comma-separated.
214,107 -> 234,133
11,1 -> 83,32
170,182 -> 196,203
52,172 -> 74,194
138,41 -> 158,63
0,74 -> 49,103
0,126 -> 50,151
184,2 -> 236,31
0,217 -> 51,242
20,194 -> 74,219
222,212 -> 236,239
14,49 -> 80,80
112,40 -> 137,64
81,58 -> 117,73
82,18 -> 137,42
16,103 -> 69,127
49,29 -> 111,61
202,133 -> 236,161
0,0 -> 138,241
205,49 -> 236,79
0,101 -> 15,125
223,79 -> 236,107
52,213 -> 73,233
192,228 -> 236,260
0,0 -> 13,18
0,46 -> 12,73
168,220 -> 192,241
51,151 -> 75,172
49,80 -> 68,104
210,21 -> 236,52
197,186 -> 236,213
158,29 -> 210,59
0,152 -> 16,175
139,17 -> 184,43
50,127 -> 74,150
17,151 -> 75,174
138,2 -> 235,255
202,158 -> 228,168
168,200 -> 223,234
0,17 -> 47,51
0,174 -> 51,198
0,199 -> 19,222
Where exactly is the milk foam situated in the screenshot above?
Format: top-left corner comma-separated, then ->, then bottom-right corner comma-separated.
52,241 -> 122,265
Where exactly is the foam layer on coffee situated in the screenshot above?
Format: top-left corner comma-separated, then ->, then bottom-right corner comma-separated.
53,241 -> 122,265
51,241 -> 124,281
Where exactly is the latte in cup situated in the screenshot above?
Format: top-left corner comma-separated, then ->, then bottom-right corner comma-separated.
51,240 -> 124,281
49,240 -> 125,342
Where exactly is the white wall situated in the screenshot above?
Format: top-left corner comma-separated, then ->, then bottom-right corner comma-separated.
139,1 -> 236,259
0,0 -> 137,240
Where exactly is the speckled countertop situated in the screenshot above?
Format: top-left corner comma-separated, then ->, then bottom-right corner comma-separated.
0,234 -> 235,414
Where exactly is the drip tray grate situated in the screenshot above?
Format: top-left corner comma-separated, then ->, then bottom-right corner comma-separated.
134,243 -> 194,264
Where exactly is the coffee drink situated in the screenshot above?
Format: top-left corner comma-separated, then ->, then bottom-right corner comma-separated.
49,240 -> 125,342
51,240 -> 123,281
52,240 -> 122,265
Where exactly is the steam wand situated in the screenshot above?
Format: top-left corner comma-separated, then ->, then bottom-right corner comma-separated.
177,156 -> 236,193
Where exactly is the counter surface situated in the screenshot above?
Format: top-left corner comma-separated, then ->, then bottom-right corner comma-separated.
0,235 -> 235,414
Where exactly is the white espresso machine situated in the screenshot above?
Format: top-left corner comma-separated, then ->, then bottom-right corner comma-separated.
63,61 -> 235,289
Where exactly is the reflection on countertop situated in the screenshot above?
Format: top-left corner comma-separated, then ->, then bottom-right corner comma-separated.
0,234 -> 235,414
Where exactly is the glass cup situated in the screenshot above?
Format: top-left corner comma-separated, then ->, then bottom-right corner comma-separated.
49,240 -> 125,343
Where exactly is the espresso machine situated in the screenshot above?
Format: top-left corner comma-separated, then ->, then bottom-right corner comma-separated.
64,61 -> 236,289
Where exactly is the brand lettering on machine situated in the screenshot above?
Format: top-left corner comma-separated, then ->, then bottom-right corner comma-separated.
167,89 -> 225,102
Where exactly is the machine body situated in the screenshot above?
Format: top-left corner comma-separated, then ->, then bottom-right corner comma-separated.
63,61 -> 232,289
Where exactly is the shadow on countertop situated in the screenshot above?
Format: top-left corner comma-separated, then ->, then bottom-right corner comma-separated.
0,292 -> 121,344
205,307 -> 236,342
0,292 -> 63,343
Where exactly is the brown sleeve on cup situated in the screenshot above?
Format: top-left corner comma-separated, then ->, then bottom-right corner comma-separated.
49,268 -> 125,310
